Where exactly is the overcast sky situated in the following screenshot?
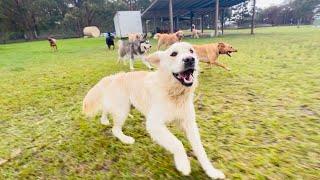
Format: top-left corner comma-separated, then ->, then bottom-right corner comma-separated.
256,0 -> 286,8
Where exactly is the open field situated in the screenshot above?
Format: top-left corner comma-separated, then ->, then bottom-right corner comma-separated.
0,26 -> 319,179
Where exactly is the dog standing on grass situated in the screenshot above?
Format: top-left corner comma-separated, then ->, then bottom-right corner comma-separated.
191,24 -> 201,39
83,42 -> 225,179
106,32 -> 115,50
154,30 -> 184,50
193,42 -> 237,71
48,37 -> 57,51
117,38 -> 152,70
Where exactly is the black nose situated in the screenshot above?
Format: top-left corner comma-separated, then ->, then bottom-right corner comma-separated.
183,57 -> 195,67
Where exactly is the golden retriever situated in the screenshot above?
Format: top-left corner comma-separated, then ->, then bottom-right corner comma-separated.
128,33 -> 145,42
154,30 -> 184,50
193,42 -> 237,71
83,42 -> 225,179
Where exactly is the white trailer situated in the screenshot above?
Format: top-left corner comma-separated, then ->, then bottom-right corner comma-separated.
114,11 -> 143,38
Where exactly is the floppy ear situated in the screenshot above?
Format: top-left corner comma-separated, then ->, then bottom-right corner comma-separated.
218,42 -> 225,49
145,51 -> 163,67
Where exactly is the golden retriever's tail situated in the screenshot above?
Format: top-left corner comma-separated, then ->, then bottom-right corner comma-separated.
153,33 -> 160,40
82,77 -> 109,117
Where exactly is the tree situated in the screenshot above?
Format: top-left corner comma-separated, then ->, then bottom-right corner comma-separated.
289,0 -> 320,25
255,0 -> 320,26
231,1 -> 251,26
0,0 -> 152,42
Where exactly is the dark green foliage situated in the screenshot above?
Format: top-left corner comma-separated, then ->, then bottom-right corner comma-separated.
0,0 -> 151,41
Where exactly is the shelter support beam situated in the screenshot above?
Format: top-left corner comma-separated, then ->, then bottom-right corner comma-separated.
221,8 -> 224,35
190,11 -> 194,32
169,0 -> 174,33
215,0 -> 219,36
153,17 -> 156,33
201,15 -> 204,33
251,0 -> 256,35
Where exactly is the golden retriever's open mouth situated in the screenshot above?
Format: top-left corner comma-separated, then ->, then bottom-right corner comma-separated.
173,68 -> 195,87
226,50 -> 237,57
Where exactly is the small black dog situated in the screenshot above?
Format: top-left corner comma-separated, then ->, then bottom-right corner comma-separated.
106,32 -> 115,50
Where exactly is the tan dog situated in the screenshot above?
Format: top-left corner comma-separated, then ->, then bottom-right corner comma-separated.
193,42 -> 237,71
83,42 -> 225,179
48,37 -> 57,51
128,33 -> 145,42
192,29 -> 202,39
191,24 -> 201,39
154,30 -> 184,50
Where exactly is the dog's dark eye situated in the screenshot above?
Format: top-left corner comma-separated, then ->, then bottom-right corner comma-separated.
190,49 -> 194,54
170,51 -> 178,57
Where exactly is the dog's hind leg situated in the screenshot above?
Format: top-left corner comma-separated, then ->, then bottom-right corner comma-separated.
112,110 -> 134,144
100,111 -> 110,125
111,104 -> 134,144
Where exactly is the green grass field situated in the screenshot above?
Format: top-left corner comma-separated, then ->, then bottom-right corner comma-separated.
0,26 -> 319,179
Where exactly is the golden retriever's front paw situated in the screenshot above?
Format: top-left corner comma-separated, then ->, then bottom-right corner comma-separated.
174,154 -> 191,176
206,168 -> 225,179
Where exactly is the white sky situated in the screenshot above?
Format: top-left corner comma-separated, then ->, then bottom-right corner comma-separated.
256,0 -> 286,8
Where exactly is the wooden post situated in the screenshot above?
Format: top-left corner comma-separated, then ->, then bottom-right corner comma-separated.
221,8 -> 224,35
251,0 -> 256,35
176,16 -> 179,30
145,19 -> 148,34
153,17 -> 156,33
169,0 -> 174,33
215,0 -> 219,36
201,15 -> 204,33
190,11 -> 194,32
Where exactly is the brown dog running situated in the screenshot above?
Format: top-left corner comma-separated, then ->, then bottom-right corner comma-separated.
48,37 -> 57,51
128,33 -> 145,42
193,42 -> 237,71
154,30 -> 184,50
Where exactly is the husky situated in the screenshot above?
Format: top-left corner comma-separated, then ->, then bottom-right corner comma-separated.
117,37 -> 153,70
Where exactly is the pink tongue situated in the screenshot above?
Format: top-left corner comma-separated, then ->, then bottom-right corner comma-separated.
183,74 -> 193,83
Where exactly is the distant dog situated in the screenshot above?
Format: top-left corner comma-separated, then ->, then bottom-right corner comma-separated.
48,37 -> 57,51
106,32 -> 115,50
118,39 -> 152,70
193,42 -> 237,71
128,33 -> 145,42
191,24 -> 201,39
83,42 -> 225,179
154,30 -> 184,50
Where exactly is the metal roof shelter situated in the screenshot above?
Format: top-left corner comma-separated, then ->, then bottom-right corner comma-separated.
142,0 -> 256,35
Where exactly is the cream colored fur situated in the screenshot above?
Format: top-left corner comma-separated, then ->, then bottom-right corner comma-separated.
83,42 -> 225,179
128,33 -> 144,42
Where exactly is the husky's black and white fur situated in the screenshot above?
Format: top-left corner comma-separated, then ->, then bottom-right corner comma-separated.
118,38 -> 152,70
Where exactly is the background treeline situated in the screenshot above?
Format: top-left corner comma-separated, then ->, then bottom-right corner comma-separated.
229,0 -> 319,27
255,0 -> 320,26
0,0 -> 151,43
0,0 -> 319,43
